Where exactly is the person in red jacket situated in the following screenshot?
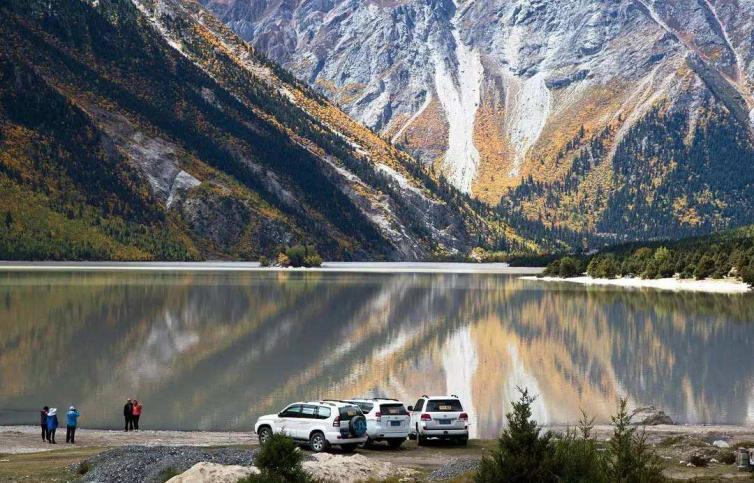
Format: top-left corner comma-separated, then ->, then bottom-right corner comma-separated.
132,400 -> 142,431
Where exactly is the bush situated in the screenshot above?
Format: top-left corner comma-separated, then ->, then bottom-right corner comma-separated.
245,434 -> 312,483
558,256 -> 583,278
588,254 -> 621,279
77,461 -> 90,475
280,245 -> 323,268
607,399 -> 665,482
259,256 -> 270,267
475,388 -> 558,482
718,450 -> 736,464
475,394 -> 665,482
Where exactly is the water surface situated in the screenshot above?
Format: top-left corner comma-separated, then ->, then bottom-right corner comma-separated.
1,269 -> 753,438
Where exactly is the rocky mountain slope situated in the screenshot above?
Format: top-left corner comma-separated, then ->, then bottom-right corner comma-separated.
0,0 -> 524,261
204,0 -> 754,246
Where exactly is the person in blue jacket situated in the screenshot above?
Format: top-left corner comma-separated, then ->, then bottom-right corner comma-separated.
46,407 -> 58,444
66,406 -> 80,444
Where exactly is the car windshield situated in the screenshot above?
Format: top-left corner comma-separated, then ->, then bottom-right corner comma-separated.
379,403 -> 409,415
338,405 -> 363,420
426,400 -> 463,412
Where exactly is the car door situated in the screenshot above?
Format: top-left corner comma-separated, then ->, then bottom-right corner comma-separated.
276,404 -> 302,438
297,404 -> 319,440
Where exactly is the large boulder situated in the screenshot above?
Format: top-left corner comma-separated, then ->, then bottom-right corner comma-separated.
167,462 -> 259,483
630,406 -> 674,426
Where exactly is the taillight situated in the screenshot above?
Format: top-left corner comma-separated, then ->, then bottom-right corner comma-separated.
374,412 -> 382,419
459,412 -> 468,421
333,416 -> 341,427
420,413 -> 432,421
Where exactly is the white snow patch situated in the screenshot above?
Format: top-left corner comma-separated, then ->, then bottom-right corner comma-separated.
442,327 -> 479,438
505,73 -> 551,177
433,3 -> 484,194
526,276 -> 751,294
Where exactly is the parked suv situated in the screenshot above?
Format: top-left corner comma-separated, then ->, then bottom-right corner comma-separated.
254,400 -> 368,452
408,395 -> 469,445
346,398 -> 410,448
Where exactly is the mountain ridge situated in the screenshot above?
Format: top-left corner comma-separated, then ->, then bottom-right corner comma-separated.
0,0 -> 531,261
204,0 -> 754,247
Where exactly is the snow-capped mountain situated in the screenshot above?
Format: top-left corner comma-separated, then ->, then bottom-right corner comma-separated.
202,0 -> 754,243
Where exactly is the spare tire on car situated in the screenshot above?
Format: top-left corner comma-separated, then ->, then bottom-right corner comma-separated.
349,415 -> 367,437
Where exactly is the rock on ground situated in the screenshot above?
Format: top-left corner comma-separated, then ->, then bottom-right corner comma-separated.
630,406 -> 674,426
80,446 -> 255,483
302,452 -> 416,482
166,462 -> 259,482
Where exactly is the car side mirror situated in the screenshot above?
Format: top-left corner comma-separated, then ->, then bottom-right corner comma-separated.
407,406 -> 413,411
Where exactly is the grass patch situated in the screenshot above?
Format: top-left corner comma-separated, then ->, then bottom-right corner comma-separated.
158,466 -> 181,482
658,435 -> 685,448
0,447 -> 105,482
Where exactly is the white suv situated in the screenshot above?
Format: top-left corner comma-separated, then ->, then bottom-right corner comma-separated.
254,401 -> 368,453
346,398 -> 410,448
408,395 -> 469,445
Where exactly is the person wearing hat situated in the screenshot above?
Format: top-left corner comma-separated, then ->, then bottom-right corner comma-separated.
46,408 -> 59,444
66,406 -> 80,444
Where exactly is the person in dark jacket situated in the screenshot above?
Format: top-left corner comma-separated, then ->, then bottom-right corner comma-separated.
66,406 -> 80,444
123,399 -> 133,431
46,408 -> 58,444
40,406 -> 49,442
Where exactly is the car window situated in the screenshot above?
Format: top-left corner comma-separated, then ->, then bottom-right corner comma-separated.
413,399 -> 424,411
354,402 -> 374,413
280,404 -> 302,418
301,405 -> 317,419
316,406 -> 331,420
338,405 -> 363,420
426,399 -> 463,412
380,403 -> 409,415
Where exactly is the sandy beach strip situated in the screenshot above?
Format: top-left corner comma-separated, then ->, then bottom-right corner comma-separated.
523,275 -> 751,294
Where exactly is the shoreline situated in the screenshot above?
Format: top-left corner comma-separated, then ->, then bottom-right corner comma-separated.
523,275 -> 751,294
0,261 -> 544,275
3,423 -> 754,455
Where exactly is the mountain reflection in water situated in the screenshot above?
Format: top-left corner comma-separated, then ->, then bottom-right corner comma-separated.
1,271 -> 753,438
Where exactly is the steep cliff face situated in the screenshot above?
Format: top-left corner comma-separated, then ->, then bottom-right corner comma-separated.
204,0 -> 754,245
0,0 -> 523,261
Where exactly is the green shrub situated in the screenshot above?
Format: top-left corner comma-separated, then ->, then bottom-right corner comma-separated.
303,254 -> 323,268
246,434 -> 312,483
475,388 -> 558,482
558,256 -> 583,278
718,450 -> 736,465
259,256 -> 270,267
76,461 -> 90,475
607,399 -> 665,482
282,245 -> 323,268
158,467 -> 180,482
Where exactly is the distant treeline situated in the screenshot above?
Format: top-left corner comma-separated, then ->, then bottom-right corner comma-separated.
543,225 -> 754,285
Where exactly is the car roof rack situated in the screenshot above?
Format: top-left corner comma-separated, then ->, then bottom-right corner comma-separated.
373,397 -> 399,401
450,394 -> 459,398
422,394 -> 429,398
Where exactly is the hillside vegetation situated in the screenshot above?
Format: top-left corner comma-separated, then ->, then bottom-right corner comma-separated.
544,225 -> 754,285
0,0 -> 526,261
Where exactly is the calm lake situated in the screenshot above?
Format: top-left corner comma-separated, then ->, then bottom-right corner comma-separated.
1,266 -> 753,438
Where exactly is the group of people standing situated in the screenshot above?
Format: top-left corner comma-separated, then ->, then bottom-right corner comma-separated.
123,398 -> 143,431
40,406 -> 79,444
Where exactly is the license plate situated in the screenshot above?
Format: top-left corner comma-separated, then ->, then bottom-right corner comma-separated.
439,419 -> 452,425
390,421 -> 401,427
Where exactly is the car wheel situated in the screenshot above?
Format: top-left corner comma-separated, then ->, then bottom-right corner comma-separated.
309,431 -> 327,453
257,426 -> 272,445
387,438 -> 405,449
417,434 -> 427,446
362,437 -> 374,448
340,443 -> 358,453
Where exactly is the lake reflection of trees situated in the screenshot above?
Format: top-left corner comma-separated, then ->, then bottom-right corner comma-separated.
0,272 -> 753,436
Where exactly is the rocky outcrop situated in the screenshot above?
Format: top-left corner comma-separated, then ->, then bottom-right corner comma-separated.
631,406 -> 674,426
